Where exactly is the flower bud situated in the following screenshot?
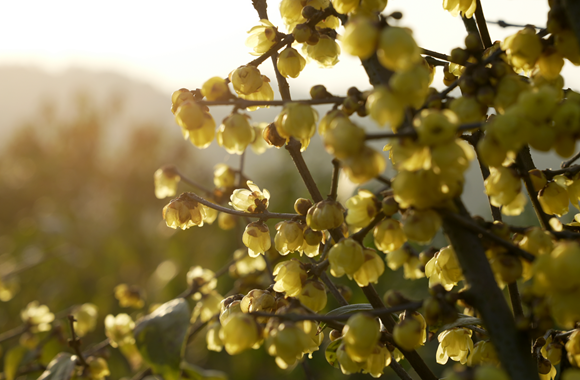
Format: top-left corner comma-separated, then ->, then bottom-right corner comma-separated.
171,88 -> 194,114
104,313 -> 135,347
201,77 -> 231,101
273,259 -> 307,297
343,146 -> 387,184
114,284 -> 144,309
274,220 -> 304,255
87,357 -> 110,380
328,238 -> 365,278
323,117 -> 366,159
154,165 -> 181,199
293,23 -> 313,43
274,102 -> 318,150
345,190 -> 378,228
353,248 -> 385,287
294,198 -> 313,215
393,316 -> 424,351
538,181 -> 569,217
366,86 -> 404,131
298,279 -> 327,312
337,343 -> 363,375
306,200 -> 345,231
242,221 -> 272,257
266,322 -> 311,369
262,122 -> 287,147
303,35 -> 340,68
217,113 -> 255,155
277,47 -> 307,78
240,289 -> 275,313
377,26 -> 421,72
374,218 -> 407,253
402,208 -> 442,244
230,65 -> 263,95
343,313 -> 381,362
175,100 -> 205,131
219,313 -> 260,355
381,196 -> 399,217
340,16 -> 379,60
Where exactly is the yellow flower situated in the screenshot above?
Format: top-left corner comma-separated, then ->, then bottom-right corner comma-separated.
273,259 -> 307,297
366,86 -> 405,131
20,301 -> 55,332
206,320 -> 223,352
250,122 -> 271,154
442,0 -> 477,18
340,16 -> 379,60
72,303 -> 98,338
345,190 -> 378,228
468,340 -> 499,366
170,88 -> 194,114
192,291 -> 222,323
163,193 -> 206,229
266,322 -> 311,369
246,19 -> 278,56
230,180 -> 270,212
275,102 -> 318,150
343,313 -> 380,362
361,344 -> 391,378
201,76 -> 231,101
154,165 -> 180,199
484,166 -> 522,208
174,100 -> 205,132
238,75 -> 275,111
322,117 -> 366,159
274,220 -> 304,255
186,111 -> 216,149
328,238 -> 365,278
343,146 -> 387,184
501,26 -> 543,71
303,35 -> 341,68
242,221 -> 272,257
114,284 -> 144,309
277,47 -> 306,78
186,266 -> 217,299
425,246 -> 463,290
436,327 -> 473,365
217,113 -> 255,155
104,313 -> 135,347
230,65 -> 263,95
298,280 -> 327,312
213,164 -> 236,189
241,289 -> 275,313
219,313 -> 259,355
377,26 -> 421,72
353,248 -> 385,287
87,357 -> 110,380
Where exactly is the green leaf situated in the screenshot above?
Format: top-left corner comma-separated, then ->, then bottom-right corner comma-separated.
324,338 -> 342,369
4,345 -> 27,380
436,315 -> 483,335
134,298 -> 190,380
181,361 -> 228,380
37,353 -> 76,380
320,303 -> 373,330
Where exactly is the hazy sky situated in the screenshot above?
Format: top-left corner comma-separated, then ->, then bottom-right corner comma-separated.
0,0 -> 563,96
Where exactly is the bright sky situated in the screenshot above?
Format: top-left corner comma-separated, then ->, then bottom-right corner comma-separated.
0,0 -> 562,96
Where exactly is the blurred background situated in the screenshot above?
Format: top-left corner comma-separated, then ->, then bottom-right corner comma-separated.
0,0 -> 575,379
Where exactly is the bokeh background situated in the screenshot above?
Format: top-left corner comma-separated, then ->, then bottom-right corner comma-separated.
0,1 -> 575,379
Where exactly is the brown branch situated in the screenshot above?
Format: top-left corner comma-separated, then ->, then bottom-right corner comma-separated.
328,159 -> 340,200
183,191 -> 301,221
197,97 -> 345,108
437,208 -> 536,262
365,122 -> 483,140
442,199 -> 539,380
0,323 -> 29,344
67,315 -> 88,368
351,212 -> 385,243
515,147 -> 552,231
543,164 -> 580,180
474,0 -> 493,49
285,138 -> 324,202
561,151 -> 580,168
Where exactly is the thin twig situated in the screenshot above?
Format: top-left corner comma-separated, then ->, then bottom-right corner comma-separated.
0,323 -> 29,344
285,138 -> 324,203
561,151 -> 580,168
183,191 -> 301,221
543,165 -> 580,180
328,159 -> 340,200
365,122 -> 484,140
437,208 -> 536,262
67,315 -> 88,368
474,0 -> 493,49
515,148 -> 552,231
352,212 -> 385,243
